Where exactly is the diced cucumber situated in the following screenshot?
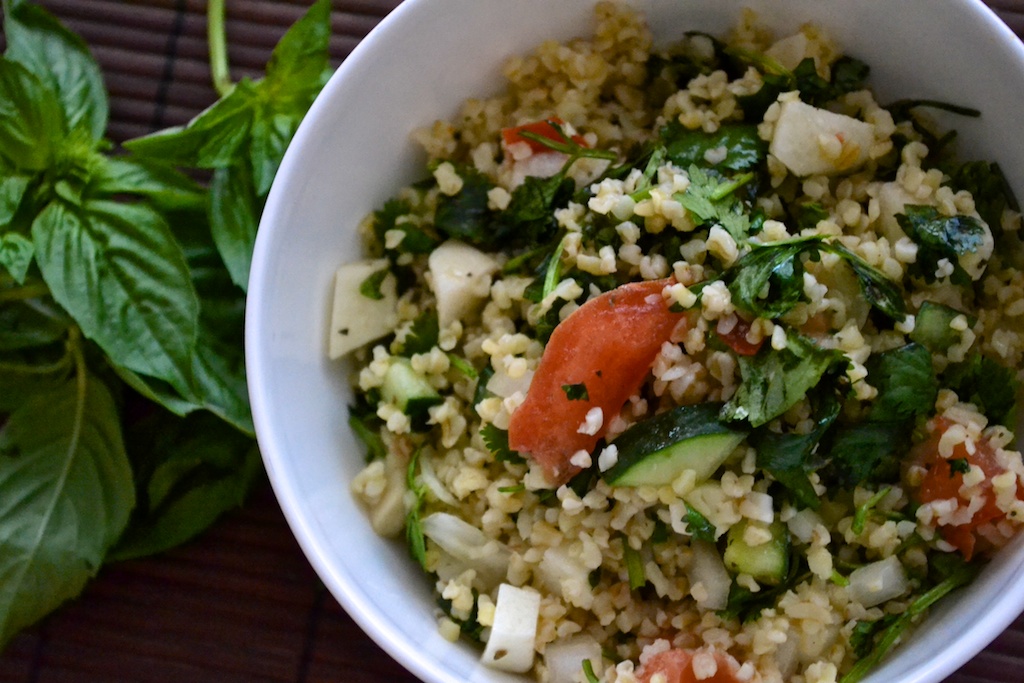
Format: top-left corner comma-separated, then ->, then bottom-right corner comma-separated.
723,519 -> 789,586
604,402 -> 748,487
910,300 -> 976,352
381,358 -> 442,420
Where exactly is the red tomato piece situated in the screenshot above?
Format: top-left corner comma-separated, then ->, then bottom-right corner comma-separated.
501,118 -> 586,155
637,648 -> 746,683
715,315 -> 763,356
910,416 -> 1021,560
508,279 -> 686,485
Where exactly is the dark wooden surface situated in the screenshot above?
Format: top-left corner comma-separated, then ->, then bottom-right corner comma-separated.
2,1 -> 1024,681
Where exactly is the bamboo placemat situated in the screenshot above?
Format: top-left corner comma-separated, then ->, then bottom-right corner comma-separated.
1,2 -> 1023,682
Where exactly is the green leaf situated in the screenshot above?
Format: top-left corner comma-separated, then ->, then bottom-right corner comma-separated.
0,232 -> 34,283
0,174 -> 31,227
0,370 -> 134,648
826,243 -> 907,321
90,156 -> 205,211
110,410 -> 261,561
2,0 -> 108,141
726,236 -> 820,318
31,199 -> 199,390
359,267 -> 389,301
561,382 -> 590,401
677,165 -> 752,242
943,353 -> 1018,426
399,309 -> 440,356
263,0 -> 332,93
722,332 -> 847,427
897,205 -> 986,286
868,344 -> 937,422
249,110 -> 298,198
661,122 -> 766,171
209,163 -> 260,291
827,421 -> 904,488
0,298 -> 68,352
684,503 -> 717,542
433,165 -> 495,245
480,423 -> 523,464
122,79 -> 258,168
0,57 -> 65,170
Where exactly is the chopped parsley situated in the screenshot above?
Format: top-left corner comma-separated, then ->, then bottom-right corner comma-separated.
561,382 -> 590,401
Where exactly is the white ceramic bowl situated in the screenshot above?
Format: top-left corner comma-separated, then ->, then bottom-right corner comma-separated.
246,1 -> 1024,682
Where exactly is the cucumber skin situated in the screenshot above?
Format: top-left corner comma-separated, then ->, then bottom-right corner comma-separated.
605,402 -> 749,487
910,301 -> 975,352
382,358 -> 442,420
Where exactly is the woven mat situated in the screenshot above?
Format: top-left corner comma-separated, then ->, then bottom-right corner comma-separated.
2,2 -> 1024,682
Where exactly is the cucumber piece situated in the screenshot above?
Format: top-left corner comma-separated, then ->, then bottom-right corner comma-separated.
605,402 -> 748,487
382,358 -> 442,420
909,301 -> 976,352
723,519 -> 789,586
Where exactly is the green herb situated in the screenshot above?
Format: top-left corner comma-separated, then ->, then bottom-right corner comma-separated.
480,423 -> 524,464
677,165 -> 752,242
897,205 -> 986,286
948,458 -> 970,476
562,382 -> 590,401
398,310 -> 439,356
942,352 -> 1019,426
840,558 -> 979,683
125,0 -> 333,291
752,388 -> 841,510
684,503 -> 717,542
437,589 -> 485,642
518,120 -> 617,163
406,446 -> 428,569
433,163 -> 494,246
622,542 -> 647,590
358,267 -> 389,300
447,354 -> 478,380
660,121 -> 767,171
721,332 -> 848,428
736,55 -> 869,119
851,487 -> 891,535
950,161 -> 1019,240
0,0 -> 330,647
582,659 -> 602,683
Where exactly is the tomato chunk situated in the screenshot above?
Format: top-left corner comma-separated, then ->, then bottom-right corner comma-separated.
715,315 -> 763,356
910,416 -> 1023,560
637,648 -> 746,683
501,118 -> 586,155
508,279 -> 685,485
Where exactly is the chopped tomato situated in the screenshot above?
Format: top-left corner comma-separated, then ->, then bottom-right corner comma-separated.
501,118 -> 586,155
715,315 -> 763,356
508,279 -> 686,485
637,648 -> 746,683
910,416 -> 1022,560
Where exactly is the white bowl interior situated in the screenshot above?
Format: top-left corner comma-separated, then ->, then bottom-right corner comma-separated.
245,1 -> 1024,682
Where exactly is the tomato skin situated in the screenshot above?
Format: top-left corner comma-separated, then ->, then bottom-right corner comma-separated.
501,118 -> 586,154
637,648 -> 745,683
508,279 -> 685,485
911,416 -> 1020,560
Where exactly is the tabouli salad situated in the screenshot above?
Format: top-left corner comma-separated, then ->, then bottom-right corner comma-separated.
330,4 -> 1024,683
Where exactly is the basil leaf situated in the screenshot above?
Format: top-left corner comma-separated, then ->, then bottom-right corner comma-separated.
0,299 -> 69,352
0,57 -> 65,170
90,156 -> 205,211
264,0 -> 332,92
122,79 -> 258,167
209,163 -> 260,291
2,0 -> 108,141
722,332 -> 847,427
31,199 -> 199,389
0,232 -> 33,283
110,411 -> 260,561
0,174 -> 31,226
0,346 -> 72,411
249,110 -> 298,198
0,371 -> 133,647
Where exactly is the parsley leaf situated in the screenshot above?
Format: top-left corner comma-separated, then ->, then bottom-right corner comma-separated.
660,121 -> 767,171
480,423 -> 524,464
358,267 -> 389,301
942,352 -> 1018,426
677,165 -> 753,242
397,310 -> 439,356
721,332 -> 848,428
726,235 -> 819,318
897,205 -> 986,286
433,164 -> 494,246
868,343 -> 938,422
561,382 -> 590,401
684,503 -> 717,542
